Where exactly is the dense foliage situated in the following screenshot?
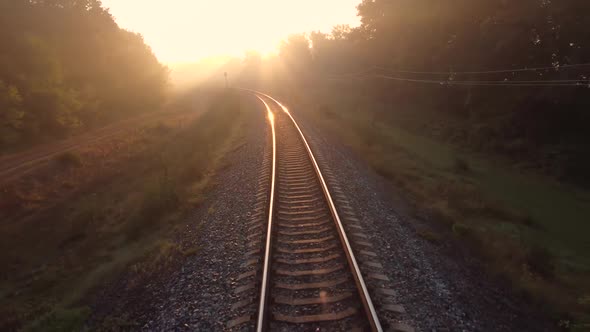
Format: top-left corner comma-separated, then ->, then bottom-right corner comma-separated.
0,0 -> 168,149
253,0 -> 590,183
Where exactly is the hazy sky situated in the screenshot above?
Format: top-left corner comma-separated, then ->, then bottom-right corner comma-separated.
100,0 -> 361,64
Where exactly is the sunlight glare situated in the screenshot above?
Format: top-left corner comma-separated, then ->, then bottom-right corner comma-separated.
100,0 -> 361,63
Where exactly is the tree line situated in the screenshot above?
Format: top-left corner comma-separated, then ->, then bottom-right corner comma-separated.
0,0 -> 168,150
244,0 -> 590,183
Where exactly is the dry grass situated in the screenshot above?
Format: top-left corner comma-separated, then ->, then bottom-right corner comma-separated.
0,90 -> 247,331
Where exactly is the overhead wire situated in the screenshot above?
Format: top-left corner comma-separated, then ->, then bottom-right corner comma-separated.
323,63 -> 590,87
373,74 -> 589,87
373,63 -> 590,75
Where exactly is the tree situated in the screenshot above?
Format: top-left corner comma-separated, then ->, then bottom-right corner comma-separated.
0,0 -> 168,149
279,34 -> 312,72
331,25 -> 352,41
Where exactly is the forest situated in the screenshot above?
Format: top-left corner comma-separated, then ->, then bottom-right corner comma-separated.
240,0 -> 590,185
0,0 -> 168,152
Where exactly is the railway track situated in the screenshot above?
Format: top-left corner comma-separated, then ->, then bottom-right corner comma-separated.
252,92 -> 382,331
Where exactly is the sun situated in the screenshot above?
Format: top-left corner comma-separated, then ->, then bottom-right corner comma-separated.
100,0 -> 361,63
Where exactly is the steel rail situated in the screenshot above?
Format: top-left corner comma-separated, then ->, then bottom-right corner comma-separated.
255,96 -> 277,332
251,90 -> 383,332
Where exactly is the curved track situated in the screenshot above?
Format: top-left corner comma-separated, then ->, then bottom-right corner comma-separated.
253,92 -> 382,331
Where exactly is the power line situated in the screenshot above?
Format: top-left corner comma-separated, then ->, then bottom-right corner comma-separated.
327,74 -> 590,87
375,74 -> 590,86
374,63 -> 590,75
323,61 -> 590,87
324,63 -> 590,80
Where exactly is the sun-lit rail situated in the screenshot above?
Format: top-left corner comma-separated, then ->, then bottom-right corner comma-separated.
255,95 -> 277,331
250,90 -> 383,331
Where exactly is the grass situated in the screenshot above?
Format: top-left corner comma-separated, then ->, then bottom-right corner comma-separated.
0,90 -> 247,330
24,307 -> 90,332
300,87 -> 590,327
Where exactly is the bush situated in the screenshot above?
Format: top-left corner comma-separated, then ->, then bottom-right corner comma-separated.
1,1 -> 168,149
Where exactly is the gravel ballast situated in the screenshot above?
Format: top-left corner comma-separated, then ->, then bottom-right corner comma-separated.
90,95 -> 268,330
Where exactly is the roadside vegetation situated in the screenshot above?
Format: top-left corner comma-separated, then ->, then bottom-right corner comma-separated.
299,85 -> 590,328
0,0 -> 168,153
0,90 -> 245,331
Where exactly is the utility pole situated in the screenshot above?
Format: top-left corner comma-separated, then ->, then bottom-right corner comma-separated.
224,72 -> 228,89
